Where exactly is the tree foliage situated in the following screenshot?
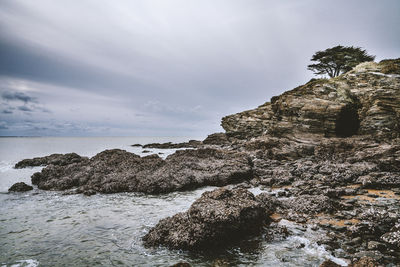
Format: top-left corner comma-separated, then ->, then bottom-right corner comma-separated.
308,45 -> 375,78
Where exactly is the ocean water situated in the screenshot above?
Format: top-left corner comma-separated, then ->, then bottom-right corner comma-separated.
0,137 -> 347,267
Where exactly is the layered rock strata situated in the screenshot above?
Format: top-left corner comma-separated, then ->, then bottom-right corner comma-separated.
222,59 -> 400,139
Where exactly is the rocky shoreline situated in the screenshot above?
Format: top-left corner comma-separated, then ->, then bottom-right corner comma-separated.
10,59 -> 400,266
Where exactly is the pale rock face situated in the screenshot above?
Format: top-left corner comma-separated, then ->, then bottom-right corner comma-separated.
222,60 -> 400,140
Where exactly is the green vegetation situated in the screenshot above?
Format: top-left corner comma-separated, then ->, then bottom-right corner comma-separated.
308,45 -> 375,78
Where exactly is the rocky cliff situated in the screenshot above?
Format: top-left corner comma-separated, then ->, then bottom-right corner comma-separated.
222,59 -> 400,139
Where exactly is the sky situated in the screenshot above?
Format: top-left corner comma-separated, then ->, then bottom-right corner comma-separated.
0,0 -> 399,137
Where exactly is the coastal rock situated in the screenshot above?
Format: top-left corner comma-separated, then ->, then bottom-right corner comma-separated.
202,133 -> 231,146
142,140 -> 202,149
381,221 -> 400,248
350,256 -> 379,267
31,148 -> 253,194
222,60 -> 400,139
15,153 -> 88,169
142,188 -> 267,250
319,260 -> 341,267
8,182 -> 33,192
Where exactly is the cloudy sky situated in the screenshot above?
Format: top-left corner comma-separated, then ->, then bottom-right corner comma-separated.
0,0 -> 399,137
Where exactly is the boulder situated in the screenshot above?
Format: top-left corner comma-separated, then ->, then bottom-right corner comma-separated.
142,188 -> 268,250
8,182 -> 33,192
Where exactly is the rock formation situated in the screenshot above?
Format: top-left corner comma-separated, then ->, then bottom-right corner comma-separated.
142,188 -> 268,250
30,148 -> 252,194
8,182 -> 33,192
222,59 -> 400,140
15,153 -> 87,168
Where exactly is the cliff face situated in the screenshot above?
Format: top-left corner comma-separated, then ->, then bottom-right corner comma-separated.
222,59 -> 400,139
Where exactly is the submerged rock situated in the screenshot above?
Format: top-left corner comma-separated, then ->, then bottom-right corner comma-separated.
142,140 -> 202,149
142,188 -> 268,250
8,182 -> 33,192
31,148 -> 253,194
15,153 -> 88,169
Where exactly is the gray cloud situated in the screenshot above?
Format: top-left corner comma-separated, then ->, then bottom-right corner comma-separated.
0,0 -> 399,136
17,106 -> 33,112
1,91 -> 37,103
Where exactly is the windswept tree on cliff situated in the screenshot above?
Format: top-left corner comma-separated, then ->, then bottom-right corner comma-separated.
308,45 -> 375,78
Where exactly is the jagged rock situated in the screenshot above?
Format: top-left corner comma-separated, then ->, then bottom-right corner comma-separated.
222,60 -> 400,140
202,133 -> 231,146
279,195 -> 335,215
15,153 -> 88,169
381,221 -> 400,248
142,140 -> 202,149
31,148 -> 253,194
8,182 -> 33,192
142,188 -> 267,250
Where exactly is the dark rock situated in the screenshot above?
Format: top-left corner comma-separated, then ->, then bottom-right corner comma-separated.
131,144 -> 142,147
142,150 -> 151,153
142,140 -> 202,149
319,260 -> 341,267
15,153 -> 87,169
142,188 -> 267,250
8,182 -> 33,192
169,262 -> 191,267
256,192 -> 279,213
31,148 -> 253,194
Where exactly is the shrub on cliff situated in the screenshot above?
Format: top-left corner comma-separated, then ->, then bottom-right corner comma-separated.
308,45 -> 375,78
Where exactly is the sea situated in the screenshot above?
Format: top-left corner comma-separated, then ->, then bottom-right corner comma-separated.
0,137 -> 347,267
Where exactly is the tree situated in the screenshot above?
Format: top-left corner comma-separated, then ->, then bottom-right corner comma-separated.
307,45 -> 375,78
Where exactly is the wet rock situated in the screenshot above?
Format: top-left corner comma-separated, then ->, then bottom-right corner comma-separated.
31,148 -> 253,194
8,182 -> 33,192
319,260 -> 341,267
169,262 -> 191,267
142,188 -> 267,250
256,192 -> 279,213
15,153 -> 87,168
131,144 -> 142,147
142,140 -> 202,149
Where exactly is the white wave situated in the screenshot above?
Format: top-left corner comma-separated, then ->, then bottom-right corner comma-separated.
1,259 -> 39,267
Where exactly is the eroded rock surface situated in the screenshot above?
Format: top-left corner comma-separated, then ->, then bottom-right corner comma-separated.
31,148 -> 253,194
15,153 -> 88,169
142,188 -> 268,250
222,60 -> 400,140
